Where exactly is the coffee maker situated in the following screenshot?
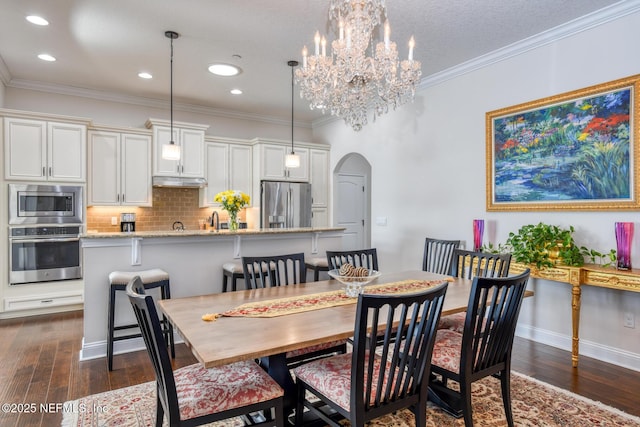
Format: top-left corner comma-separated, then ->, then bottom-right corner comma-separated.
120,213 -> 136,232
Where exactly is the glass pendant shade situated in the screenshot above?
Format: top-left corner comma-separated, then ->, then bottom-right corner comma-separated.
285,153 -> 301,168
162,142 -> 181,161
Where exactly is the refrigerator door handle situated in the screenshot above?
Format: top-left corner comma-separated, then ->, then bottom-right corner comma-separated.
287,188 -> 292,228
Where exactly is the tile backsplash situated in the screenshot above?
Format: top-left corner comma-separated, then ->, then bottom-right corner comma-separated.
86,187 -> 247,232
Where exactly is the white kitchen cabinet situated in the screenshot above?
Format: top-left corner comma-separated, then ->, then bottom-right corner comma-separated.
4,117 -> 86,182
312,207 -> 329,228
88,130 -> 152,206
200,140 -> 252,207
258,142 -> 309,181
310,148 -> 329,207
150,124 -> 207,178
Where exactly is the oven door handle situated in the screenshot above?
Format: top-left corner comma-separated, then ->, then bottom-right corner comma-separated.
10,237 -> 80,244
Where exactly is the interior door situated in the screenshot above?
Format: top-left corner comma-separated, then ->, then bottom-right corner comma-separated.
336,174 -> 365,250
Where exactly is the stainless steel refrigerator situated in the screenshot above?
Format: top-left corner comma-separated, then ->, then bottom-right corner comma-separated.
260,180 -> 312,228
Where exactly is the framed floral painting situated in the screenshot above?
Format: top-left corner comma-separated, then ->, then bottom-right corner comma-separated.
486,74 -> 640,211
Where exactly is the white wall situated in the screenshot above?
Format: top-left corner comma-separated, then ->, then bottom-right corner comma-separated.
315,9 -> 640,370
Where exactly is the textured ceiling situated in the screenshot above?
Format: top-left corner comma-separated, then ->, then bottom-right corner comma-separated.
0,0 -> 625,124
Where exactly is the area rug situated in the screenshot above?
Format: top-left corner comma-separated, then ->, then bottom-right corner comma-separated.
61,371 -> 640,426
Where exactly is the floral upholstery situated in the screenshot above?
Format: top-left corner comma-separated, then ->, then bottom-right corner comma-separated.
431,329 -> 463,373
286,340 -> 345,359
293,351 -> 393,411
437,312 -> 466,333
173,361 -> 283,420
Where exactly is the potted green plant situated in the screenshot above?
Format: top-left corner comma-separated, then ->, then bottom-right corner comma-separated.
501,222 -> 617,268
505,223 -> 584,268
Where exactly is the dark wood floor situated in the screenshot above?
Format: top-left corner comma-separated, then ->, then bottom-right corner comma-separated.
1,310 -> 639,427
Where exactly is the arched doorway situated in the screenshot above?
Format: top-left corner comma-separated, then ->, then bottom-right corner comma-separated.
333,153 -> 371,249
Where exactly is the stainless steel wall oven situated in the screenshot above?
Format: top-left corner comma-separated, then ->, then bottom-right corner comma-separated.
9,226 -> 82,285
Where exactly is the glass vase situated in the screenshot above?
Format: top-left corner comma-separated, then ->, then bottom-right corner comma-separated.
228,211 -> 239,231
473,219 -> 485,252
615,222 -> 633,270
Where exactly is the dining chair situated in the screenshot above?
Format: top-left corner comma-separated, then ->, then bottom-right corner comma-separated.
242,252 -> 306,288
293,282 -> 448,427
326,248 -> 379,271
429,269 -> 530,427
126,276 -> 285,427
241,252 -> 347,366
422,237 -> 461,274
438,249 -> 512,333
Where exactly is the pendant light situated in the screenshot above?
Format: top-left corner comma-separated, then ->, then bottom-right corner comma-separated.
285,60 -> 300,168
162,30 -> 181,161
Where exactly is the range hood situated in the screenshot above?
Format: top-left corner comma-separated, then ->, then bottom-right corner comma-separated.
152,176 -> 207,188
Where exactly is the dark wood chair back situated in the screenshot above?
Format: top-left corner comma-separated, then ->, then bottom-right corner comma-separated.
126,276 -> 181,425
242,253 -> 306,289
450,248 -> 511,279
326,248 -> 379,270
351,283 -> 448,423
430,269 -> 530,426
422,238 -> 461,274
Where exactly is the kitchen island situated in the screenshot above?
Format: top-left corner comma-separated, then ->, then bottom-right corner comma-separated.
80,227 -> 344,361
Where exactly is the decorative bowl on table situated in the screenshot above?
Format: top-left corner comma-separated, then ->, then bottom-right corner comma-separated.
328,268 -> 381,297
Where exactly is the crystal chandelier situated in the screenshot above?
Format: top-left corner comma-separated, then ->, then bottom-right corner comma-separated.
295,0 -> 422,131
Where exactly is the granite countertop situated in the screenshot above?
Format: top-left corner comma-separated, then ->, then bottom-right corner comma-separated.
81,227 -> 345,238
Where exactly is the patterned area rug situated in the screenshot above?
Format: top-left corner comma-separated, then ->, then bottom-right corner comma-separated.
61,371 -> 640,426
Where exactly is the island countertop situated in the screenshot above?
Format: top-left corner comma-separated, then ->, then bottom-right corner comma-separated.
81,227 -> 345,238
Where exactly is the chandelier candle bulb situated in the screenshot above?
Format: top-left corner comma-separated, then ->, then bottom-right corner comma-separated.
315,31 -> 321,55
408,36 -> 415,60
302,46 -> 308,67
384,20 -> 390,51
321,36 -> 327,56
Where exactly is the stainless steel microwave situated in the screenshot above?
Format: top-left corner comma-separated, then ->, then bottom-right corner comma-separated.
9,184 -> 83,225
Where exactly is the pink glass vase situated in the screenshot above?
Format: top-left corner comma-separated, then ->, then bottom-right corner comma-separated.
615,222 -> 634,270
473,219 -> 485,252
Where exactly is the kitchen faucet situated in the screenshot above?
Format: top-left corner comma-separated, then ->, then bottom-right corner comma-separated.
210,211 -> 219,230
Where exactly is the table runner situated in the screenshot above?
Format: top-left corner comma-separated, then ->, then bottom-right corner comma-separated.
219,278 -> 448,318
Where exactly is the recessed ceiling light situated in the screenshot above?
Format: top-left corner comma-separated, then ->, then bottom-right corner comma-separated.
230,89 -> 243,95
37,53 -> 56,62
26,15 -> 49,26
138,72 -> 153,79
208,63 -> 241,77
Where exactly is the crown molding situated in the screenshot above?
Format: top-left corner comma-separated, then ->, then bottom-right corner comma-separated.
6,78 -> 311,129
418,0 -> 640,90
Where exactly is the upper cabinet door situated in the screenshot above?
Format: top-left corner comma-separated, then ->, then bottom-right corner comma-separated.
287,147 -> 309,182
229,144 -> 252,204
4,118 -> 47,180
200,142 -> 229,207
4,118 -> 86,182
152,126 -> 179,176
88,130 -> 120,205
48,122 -> 86,182
180,128 -> 205,178
310,148 -> 329,207
121,133 -> 152,206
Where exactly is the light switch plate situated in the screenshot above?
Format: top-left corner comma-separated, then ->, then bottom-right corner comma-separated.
111,216 -> 118,225
376,217 -> 387,226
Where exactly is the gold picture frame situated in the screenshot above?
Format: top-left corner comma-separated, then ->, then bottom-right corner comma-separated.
486,74 -> 640,211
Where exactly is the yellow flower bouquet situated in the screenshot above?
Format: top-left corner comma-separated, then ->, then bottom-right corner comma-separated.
214,190 -> 250,231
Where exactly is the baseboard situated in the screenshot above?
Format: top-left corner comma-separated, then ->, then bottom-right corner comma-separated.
80,334 -> 185,361
516,324 -> 640,372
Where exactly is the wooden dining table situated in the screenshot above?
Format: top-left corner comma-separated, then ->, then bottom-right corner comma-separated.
158,270 -> 532,416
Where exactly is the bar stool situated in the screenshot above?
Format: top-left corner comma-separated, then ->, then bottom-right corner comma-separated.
305,256 -> 329,281
107,268 -> 175,371
222,261 -> 244,292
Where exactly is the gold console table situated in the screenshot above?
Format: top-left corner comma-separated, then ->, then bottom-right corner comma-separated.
510,262 -> 640,367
